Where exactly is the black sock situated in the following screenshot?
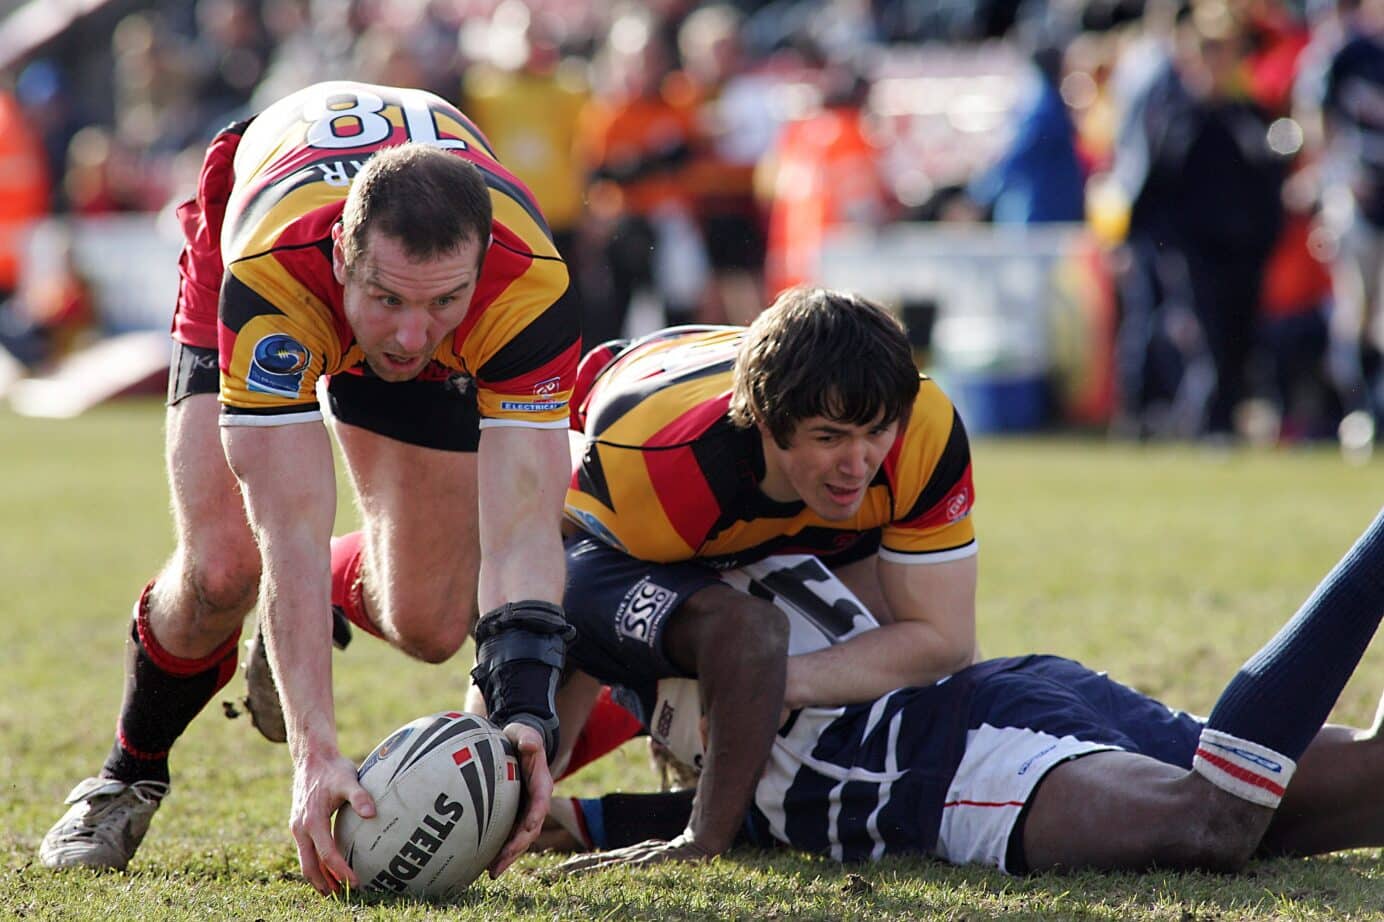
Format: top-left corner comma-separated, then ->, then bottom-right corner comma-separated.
102,588 -> 240,785
575,789 -> 697,849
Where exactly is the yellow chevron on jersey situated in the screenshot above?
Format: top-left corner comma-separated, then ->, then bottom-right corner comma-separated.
566,328 -> 976,568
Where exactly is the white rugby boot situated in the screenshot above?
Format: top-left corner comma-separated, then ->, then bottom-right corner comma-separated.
40,777 -> 168,870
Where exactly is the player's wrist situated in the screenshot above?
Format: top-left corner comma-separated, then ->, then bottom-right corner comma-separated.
288,725 -> 343,766
672,828 -> 719,860
782,659 -> 810,711
470,600 -> 576,755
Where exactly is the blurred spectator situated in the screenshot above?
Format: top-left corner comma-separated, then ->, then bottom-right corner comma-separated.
111,12 -> 200,157
678,4 -> 775,324
0,227 -> 96,372
353,23 -> 432,90
1063,30 -> 1122,175
756,56 -> 893,299
186,0 -> 273,132
14,60 -> 80,211
251,0 -> 353,108
1297,0 -> 1384,458
576,10 -> 708,343
1109,2 -> 1286,442
63,126 -> 151,214
1255,165 -> 1338,442
465,2 -> 590,334
0,79 -> 52,302
967,42 -> 1086,224
1241,0 -> 1314,116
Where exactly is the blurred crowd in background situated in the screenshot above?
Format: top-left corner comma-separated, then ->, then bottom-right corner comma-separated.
0,0 -> 1381,458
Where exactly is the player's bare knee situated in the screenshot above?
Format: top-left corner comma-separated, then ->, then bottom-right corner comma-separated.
684,587 -> 788,666
734,597 -> 789,668
385,606 -> 471,663
183,552 -> 261,620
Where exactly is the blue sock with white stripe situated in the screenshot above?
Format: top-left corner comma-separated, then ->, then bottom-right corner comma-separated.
1194,507 -> 1384,807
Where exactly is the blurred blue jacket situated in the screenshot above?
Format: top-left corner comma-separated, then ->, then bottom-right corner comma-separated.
968,69 -> 1085,224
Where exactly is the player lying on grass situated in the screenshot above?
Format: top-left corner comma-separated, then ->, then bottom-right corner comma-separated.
40,82 -> 578,892
540,508 -> 1384,872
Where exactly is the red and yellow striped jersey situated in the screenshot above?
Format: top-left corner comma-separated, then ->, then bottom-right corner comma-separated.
215,81 -> 577,427
566,327 -> 976,568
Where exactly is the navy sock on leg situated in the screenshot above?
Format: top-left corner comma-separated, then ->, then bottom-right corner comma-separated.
1195,507 -> 1384,805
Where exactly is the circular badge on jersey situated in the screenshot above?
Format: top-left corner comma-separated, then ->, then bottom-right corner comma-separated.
252,333 -> 311,375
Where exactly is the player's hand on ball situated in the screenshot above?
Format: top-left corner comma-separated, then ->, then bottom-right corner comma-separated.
555,833 -> 713,873
292,751 -> 375,895
488,721 -> 551,877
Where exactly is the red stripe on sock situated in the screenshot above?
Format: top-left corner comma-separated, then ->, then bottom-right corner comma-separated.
116,723 -> 170,761
331,532 -> 384,639
1195,748 -> 1287,798
134,581 -> 241,678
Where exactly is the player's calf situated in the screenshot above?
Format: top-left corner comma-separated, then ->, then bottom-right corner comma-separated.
1022,751 -> 1272,873
1172,775 -> 1273,872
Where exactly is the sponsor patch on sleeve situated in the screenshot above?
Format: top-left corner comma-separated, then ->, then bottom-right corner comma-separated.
247,333 -> 311,398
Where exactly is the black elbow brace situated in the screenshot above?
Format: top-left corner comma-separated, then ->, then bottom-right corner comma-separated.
470,600 -> 576,756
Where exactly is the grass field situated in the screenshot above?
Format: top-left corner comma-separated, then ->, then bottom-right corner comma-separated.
1,398 -> 1381,921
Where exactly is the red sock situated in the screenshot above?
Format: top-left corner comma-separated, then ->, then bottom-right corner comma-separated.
559,687 -> 644,780
331,532 -> 384,639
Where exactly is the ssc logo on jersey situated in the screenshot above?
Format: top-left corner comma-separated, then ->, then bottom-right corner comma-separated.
532,376 -> 561,396
616,577 -> 678,647
248,334 -> 312,398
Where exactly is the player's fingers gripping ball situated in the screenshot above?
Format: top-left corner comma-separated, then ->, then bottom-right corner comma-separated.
333,712 -> 521,899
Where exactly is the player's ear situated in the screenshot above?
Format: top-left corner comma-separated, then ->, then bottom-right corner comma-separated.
331,221 -> 348,285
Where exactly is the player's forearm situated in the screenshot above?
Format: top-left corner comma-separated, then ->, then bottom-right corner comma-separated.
476,426 -> 569,608
478,526 -> 566,608
783,620 -> 974,709
688,637 -> 786,853
224,423 -> 340,761
261,558 -> 339,762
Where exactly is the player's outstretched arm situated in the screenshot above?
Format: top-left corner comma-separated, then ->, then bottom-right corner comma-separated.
473,425 -> 572,875
561,584 -> 789,872
223,422 -> 374,894
784,554 -> 977,708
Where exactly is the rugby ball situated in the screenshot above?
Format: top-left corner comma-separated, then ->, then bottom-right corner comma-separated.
333,711 -> 521,899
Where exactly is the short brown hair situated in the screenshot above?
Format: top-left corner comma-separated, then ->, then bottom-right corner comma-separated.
338,143 -> 492,272
729,287 -> 920,448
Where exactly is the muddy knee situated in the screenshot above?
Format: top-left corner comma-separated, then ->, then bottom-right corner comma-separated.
1170,785 -> 1271,871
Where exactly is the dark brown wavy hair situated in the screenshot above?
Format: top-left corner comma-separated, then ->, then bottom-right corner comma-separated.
729,287 -> 920,448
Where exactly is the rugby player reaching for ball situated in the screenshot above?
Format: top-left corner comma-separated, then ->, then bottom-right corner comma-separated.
40,82 -> 580,894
